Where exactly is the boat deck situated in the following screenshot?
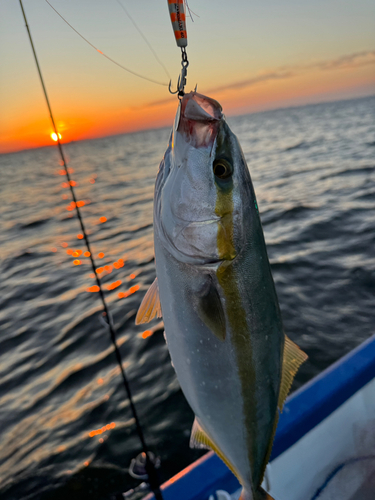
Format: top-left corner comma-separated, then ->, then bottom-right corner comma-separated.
220,465 -> 375,500
316,456 -> 375,500
349,474 -> 375,500
348,475 -> 375,500
214,462 -> 375,500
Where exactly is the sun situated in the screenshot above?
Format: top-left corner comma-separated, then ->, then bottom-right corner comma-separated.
51,132 -> 62,141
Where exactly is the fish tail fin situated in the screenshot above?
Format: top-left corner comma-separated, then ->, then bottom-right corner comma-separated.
239,487 -> 275,500
239,489 -> 250,500
255,487 -> 275,500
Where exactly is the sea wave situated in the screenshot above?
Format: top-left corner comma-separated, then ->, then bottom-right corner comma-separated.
0,96 -> 374,499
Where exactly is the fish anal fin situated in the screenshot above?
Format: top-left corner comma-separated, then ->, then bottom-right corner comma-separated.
190,417 -> 212,450
135,278 -> 162,325
278,335 -> 308,410
196,280 -> 226,341
190,418 -> 239,481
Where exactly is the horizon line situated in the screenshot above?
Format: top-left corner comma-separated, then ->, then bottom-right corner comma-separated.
1,92 -> 374,156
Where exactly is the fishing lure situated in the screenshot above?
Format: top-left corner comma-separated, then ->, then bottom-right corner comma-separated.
168,1 -> 189,97
168,0 -> 188,47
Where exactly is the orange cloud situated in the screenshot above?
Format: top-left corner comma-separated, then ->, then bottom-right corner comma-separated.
134,50 -> 375,122
304,50 -> 375,71
139,50 -> 375,107
0,50 -> 373,154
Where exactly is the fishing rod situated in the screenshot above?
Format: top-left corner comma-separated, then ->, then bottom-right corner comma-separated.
18,1 -> 163,498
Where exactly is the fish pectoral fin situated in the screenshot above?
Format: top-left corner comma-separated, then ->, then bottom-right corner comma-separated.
135,278 -> 162,325
196,280 -> 226,341
278,335 -> 308,411
190,418 -> 239,480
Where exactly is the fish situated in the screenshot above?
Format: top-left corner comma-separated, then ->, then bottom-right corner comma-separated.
136,91 -> 308,500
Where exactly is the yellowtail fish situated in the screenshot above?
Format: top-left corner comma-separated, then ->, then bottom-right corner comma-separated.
136,92 -> 307,500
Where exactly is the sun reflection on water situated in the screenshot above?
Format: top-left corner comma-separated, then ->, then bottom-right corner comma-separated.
88,422 -> 116,438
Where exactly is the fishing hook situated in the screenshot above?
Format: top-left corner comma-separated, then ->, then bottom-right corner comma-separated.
169,47 -> 189,98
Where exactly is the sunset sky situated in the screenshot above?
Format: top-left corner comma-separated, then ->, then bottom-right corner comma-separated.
0,0 -> 374,153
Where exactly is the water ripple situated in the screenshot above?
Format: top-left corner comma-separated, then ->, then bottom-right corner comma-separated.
0,96 -> 374,499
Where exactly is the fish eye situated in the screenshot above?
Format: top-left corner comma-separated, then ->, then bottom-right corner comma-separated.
213,159 -> 233,179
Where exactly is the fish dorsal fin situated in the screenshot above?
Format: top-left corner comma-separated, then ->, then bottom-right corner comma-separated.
135,278 -> 162,325
196,280 -> 226,341
278,335 -> 308,410
190,418 -> 239,480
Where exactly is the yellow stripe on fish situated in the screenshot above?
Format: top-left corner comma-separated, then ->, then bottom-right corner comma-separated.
215,176 -> 259,494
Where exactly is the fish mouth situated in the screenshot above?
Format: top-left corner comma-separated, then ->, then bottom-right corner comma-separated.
180,91 -> 222,122
176,91 -> 223,148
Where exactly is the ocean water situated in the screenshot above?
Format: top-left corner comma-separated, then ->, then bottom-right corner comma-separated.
0,95 -> 374,500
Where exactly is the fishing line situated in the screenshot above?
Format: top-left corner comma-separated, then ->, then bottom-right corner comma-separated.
115,0 -> 171,81
18,2 -> 163,498
184,0 -> 199,22
44,0 -> 168,87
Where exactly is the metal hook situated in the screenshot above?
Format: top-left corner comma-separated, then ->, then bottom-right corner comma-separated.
168,78 -> 180,95
169,48 -> 189,98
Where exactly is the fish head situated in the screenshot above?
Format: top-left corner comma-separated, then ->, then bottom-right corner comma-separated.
155,91 -> 256,267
